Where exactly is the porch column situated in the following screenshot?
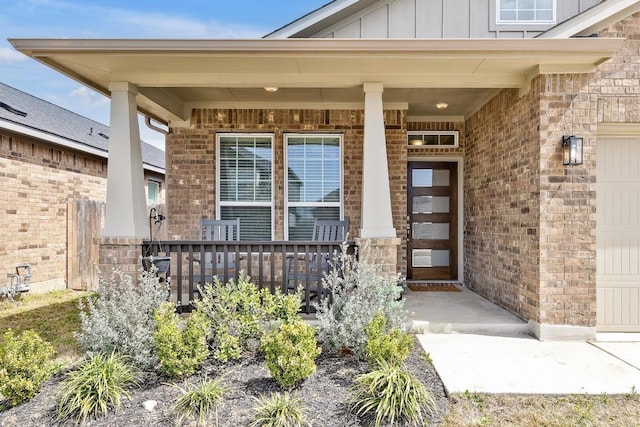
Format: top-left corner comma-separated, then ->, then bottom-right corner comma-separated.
360,83 -> 396,238
102,82 -> 148,238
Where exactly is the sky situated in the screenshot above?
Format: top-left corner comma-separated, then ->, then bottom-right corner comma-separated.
0,0 -> 329,149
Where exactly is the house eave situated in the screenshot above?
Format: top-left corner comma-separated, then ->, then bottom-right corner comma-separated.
9,37 -> 624,122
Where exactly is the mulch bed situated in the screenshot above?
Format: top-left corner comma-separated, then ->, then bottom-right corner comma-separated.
0,338 -> 450,426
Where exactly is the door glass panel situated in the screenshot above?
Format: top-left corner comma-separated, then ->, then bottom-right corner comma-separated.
413,169 -> 432,187
413,196 -> 450,214
412,169 -> 450,187
412,249 -> 450,267
412,223 -> 449,240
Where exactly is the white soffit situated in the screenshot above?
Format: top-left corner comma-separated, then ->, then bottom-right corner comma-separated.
9,38 -> 624,123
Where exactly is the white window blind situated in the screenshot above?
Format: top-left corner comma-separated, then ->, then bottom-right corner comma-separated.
217,134 -> 273,240
285,134 -> 342,240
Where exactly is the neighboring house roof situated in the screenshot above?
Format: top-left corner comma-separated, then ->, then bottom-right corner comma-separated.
538,0 -> 640,38
0,82 -> 165,173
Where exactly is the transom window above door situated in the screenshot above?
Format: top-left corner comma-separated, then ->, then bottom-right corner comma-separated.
497,0 -> 555,24
408,131 -> 459,148
285,134 -> 343,240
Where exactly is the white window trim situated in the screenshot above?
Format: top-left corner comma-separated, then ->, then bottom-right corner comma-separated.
147,179 -> 160,205
496,0 -> 556,25
407,131 -> 459,148
216,133 -> 275,240
283,133 -> 344,240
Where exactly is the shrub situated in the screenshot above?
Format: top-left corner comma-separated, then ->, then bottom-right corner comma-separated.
365,311 -> 414,367
251,392 -> 311,427
194,274 -> 301,362
347,360 -> 437,427
75,266 -> 169,370
56,352 -> 139,424
172,377 -> 228,426
0,329 -> 56,406
153,302 -> 211,378
261,320 -> 321,388
315,242 -> 408,358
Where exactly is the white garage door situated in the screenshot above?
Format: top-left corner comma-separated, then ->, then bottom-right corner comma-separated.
597,137 -> 640,332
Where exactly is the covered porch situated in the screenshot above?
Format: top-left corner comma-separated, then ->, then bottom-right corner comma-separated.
10,36 -> 624,336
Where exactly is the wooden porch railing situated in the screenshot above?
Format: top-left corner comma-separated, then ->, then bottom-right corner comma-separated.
141,241 -> 348,313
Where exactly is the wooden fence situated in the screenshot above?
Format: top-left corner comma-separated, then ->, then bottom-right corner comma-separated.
67,199 -> 104,290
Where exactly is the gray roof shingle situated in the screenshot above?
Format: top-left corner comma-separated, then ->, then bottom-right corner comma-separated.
0,82 -> 165,171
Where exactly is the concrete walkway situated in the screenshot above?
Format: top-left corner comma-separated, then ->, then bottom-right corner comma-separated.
406,287 -> 640,394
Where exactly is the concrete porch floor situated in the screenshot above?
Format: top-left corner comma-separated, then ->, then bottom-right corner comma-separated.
405,286 -> 640,394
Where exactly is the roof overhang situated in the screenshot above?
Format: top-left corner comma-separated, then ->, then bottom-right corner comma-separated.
9,38 -> 624,123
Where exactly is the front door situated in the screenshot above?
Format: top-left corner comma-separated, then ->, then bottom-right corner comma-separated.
407,162 -> 458,280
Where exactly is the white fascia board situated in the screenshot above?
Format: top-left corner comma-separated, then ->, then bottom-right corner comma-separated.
539,0 -> 640,38
143,163 -> 165,174
0,119 -> 107,158
265,0 -> 361,39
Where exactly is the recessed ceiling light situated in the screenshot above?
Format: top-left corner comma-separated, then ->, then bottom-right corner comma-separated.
436,102 -> 449,110
264,87 -> 279,93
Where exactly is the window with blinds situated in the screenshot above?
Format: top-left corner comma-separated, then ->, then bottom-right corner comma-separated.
217,134 -> 273,240
285,134 -> 342,240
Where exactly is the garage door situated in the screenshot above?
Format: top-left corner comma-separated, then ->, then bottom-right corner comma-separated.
597,137 -> 640,332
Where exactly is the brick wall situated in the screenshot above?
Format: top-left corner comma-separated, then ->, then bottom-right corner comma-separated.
464,87 -> 542,322
0,131 -> 107,289
462,11 -> 640,328
166,108 -> 407,269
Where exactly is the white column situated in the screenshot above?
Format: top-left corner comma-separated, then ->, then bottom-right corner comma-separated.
360,83 -> 396,238
102,82 -> 148,238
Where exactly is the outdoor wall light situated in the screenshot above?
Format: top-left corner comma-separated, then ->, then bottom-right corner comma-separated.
562,135 -> 583,166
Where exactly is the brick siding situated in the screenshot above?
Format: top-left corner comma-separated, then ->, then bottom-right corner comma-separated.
0,131 -> 107,288
166,109 -> 407,269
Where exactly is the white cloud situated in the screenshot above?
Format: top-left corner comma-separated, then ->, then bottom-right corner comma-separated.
69,86 -> 110,107
0,47 -> 28,64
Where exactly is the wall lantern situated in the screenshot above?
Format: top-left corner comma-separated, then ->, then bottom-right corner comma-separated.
562,135 -> 583,166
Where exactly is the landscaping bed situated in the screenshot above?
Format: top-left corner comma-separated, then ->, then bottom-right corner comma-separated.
0,337 -> 449,427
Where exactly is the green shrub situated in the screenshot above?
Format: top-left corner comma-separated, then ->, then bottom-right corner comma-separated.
56,352 -> 139,424
153,302 -> 211,378
0,329 -> 56,406
251,392 -> 311,427
365,311 -> 414,367
75,266 -> 169,369
194,274 -> 301,362
173,377 -> 228,426
315,242 -> 408,358
261,320 -> 320,388
347,360 -> 437,427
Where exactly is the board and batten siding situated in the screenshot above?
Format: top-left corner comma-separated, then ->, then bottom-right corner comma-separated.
312,0 -> 602,39
597,137 -> 640,332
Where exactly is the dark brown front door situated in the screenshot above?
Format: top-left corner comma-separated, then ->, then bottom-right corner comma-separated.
407,162 -> 458,280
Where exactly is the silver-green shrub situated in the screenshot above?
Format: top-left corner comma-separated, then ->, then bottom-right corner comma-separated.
315,242 -> 408,358
75,265 -> 169,370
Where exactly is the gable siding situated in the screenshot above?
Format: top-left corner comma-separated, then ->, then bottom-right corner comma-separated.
312,0 -> 603,39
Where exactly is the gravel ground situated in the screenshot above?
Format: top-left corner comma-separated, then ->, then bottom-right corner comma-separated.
0,339 -> 450,426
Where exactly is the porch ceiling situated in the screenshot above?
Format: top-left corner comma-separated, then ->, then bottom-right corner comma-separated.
10,38 -> 624,123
